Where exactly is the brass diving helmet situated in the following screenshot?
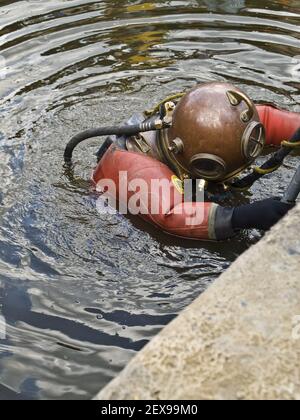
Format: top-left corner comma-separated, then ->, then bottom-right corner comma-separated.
126,82 -> 265,182
156,82 -> 265,181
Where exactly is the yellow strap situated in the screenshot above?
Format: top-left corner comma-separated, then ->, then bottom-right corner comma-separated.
229,185 -> 251,192
144,92 -> 185,117
253,164 -> 282,175
281,139 -> 300,148
252,139 -> 300,176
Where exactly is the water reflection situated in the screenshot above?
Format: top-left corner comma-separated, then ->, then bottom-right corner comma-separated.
201,0 -> 246,13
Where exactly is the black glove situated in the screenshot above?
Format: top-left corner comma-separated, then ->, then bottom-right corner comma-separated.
232,197 -> 294,232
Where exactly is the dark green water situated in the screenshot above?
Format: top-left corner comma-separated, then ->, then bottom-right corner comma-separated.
0,0 -> 299,400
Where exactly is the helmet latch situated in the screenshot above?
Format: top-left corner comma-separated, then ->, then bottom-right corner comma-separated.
168,137 -> 184,154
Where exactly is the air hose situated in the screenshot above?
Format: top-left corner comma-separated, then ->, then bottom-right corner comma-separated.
231,127 -> 300,190
64,119 -> 165,165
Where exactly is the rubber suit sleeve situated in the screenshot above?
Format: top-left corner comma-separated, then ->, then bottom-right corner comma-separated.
256,104 -> 300,146
92,145 -> 235,241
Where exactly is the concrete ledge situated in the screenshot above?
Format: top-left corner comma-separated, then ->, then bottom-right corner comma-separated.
95,205 -> 300,400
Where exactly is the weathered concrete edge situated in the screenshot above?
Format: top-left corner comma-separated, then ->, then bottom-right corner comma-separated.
95,204 -> 300,400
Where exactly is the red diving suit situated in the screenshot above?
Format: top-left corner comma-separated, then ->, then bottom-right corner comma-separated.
92,105 -> 300,241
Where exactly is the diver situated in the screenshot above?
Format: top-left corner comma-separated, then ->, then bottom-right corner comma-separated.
64,82 -> 300,241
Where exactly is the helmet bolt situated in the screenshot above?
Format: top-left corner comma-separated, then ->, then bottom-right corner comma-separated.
168,138 -> 184,154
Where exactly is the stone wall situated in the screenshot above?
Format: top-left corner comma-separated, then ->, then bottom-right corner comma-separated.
95,205 -> 300,400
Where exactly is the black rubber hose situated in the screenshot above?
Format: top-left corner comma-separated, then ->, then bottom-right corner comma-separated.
231,127 -> 300,189
282,165 -> 300,204
64,120 -> 160,165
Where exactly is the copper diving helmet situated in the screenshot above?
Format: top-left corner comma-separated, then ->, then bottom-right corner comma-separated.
157,82 -> 265,182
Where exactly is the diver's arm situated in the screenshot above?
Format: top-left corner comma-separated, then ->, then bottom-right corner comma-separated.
145,201 -> 235,241
156,197 -> 293,237
232,198 -> 293,232
92,146 -> 293,238
256,104 -> 300,146
92,145 -> 235,241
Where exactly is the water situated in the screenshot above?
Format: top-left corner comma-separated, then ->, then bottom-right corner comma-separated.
0,0 -> 299,400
